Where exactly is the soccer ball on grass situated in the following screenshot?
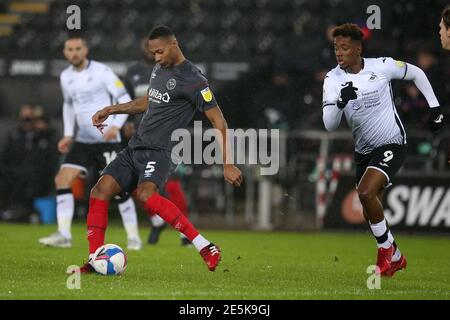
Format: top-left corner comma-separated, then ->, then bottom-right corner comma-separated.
92,244 -> 127,275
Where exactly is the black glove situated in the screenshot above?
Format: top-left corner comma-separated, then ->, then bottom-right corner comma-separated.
337,81 -> 358,109
429,106 -> 444,132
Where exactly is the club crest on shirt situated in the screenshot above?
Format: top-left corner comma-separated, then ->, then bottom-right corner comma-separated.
166,78 -> 176,90
201,87 -> 213,102
369,72 -> 378,82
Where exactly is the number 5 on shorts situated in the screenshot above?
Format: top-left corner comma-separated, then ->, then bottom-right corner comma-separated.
144,161 -> 156,177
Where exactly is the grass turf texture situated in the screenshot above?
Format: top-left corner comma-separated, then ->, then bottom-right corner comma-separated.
1,223 -> 450,299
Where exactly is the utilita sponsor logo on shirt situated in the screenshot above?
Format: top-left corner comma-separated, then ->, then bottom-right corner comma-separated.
148,88 -> 170,103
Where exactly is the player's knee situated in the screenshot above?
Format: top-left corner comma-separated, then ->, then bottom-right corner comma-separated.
54,172 -> 71,188
136,185 -> 157,206
54,175 -> 60,187
357,188 -> 377,205
90,181 -> 113,200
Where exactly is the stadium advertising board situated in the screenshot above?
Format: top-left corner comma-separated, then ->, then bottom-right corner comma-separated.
325,176 -> 450,232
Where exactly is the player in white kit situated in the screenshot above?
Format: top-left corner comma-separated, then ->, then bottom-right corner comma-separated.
39,35 -> 142,250
439,5 -> 450,51
439,5 -> 450,164
322,24 -> 444,276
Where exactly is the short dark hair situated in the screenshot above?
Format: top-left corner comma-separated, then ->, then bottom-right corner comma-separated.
332,23 -> 364,43
65,32 -> 87,46
442,5 -> 450,29
148,26 -> 174,40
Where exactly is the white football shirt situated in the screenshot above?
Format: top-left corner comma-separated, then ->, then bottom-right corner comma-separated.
323,57 -> 409,154
60,60 -> 130,143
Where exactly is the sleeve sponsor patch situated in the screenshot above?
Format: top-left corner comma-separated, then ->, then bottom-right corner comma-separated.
200,87 -> 213,102
114,79 -> 125,88
395,60 -> 405,68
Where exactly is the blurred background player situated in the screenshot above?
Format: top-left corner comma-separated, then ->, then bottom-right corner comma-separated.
124,37 -> 191,246
322,24 -> 443,276
38,34 -> 142,250
439,5 -> 450,51
439,5 -> 450,164
75,26 -> 242,273
0,105 -> 58,221
0,105 -> 36,219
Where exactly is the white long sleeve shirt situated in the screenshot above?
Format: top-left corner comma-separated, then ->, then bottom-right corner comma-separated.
60,60 -> 131,143
322,57 -> 440,154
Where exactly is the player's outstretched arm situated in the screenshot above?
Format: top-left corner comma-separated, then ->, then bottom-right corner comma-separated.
402,63 -> 444,132
402,63 -> 440,108
204,106 -> 243,187
92,95 -> 148,133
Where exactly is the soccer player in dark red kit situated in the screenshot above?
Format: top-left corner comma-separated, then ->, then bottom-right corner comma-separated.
74,26 -> 243,273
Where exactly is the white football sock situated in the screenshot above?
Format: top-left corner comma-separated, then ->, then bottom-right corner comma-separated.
392,247 -> 402,262
387,230 -> 402,261
192,234 -> 210,252
387,231 -> 394,244
118,198 -> 140,240
151,214 -> 166,228
56,191 -> 74,239
370,219 -> 391,249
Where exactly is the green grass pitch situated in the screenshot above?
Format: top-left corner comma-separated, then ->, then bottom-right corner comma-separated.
1,223 -> 450,300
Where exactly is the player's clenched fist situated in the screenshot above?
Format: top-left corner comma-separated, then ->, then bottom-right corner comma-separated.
92,108 -> 110,134
337,81 -> 358,109
428,106 -> 444,132
224,164 -> 243,187
57,136 -> 73,154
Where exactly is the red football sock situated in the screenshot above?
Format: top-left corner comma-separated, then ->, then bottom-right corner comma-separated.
144,193 -> 198,241
165,180 -> 188,217
87,198 -> 109,254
